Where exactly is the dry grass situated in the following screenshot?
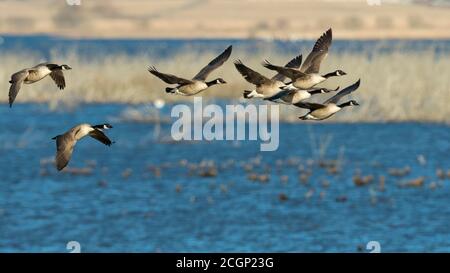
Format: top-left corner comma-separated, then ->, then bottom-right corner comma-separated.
1,48 -> 449,122
0,0 -> 449,39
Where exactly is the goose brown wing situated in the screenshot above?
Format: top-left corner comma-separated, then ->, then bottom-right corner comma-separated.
234,60 -> 271,85
293,102 -> 325,110
301,28 -> 332,74
262,60 -> 306,80
89,129 -> 113,146
50,70 -> 66,90
54,133 -> 76,171
193,45 -> 232,81
271,54 -> 302,82
324,79 -> 361,104
8,70 -> 28,107
148,66 -> 192,85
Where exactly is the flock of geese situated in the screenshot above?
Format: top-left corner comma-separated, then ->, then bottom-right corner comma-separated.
7,28 -> 361,171
148,28 -> 361,120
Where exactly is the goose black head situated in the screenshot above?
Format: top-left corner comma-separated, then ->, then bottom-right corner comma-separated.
335,70 -> 346,76
93,123 -> 113,130
215,78 -> 227,84
207,78 -> 227,87
323,70 -> 346,78
339,100 -> 359,108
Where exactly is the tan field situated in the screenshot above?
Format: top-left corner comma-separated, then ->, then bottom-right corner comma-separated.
0,0 -> 449,39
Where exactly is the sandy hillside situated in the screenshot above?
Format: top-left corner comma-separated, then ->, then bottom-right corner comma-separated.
0,0 -> 449,39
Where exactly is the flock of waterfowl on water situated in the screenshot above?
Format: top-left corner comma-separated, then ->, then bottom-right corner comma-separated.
38,153 -> 450,206
8,28 -> 362,171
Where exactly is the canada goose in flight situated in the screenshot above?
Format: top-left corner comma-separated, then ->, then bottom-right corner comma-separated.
234,54 -> 302,100
276,86 -> 340,105
52,123 -> 114,171
296,79 -> 361,120
262,28 -> 346,90
148,45 -> 232,95
8,63 -> 72,107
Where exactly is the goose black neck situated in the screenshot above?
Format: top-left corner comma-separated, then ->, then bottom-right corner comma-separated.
338,101 -> 352,108
322,71 -> 337,78
46,64 -> 62,71
93,124 -> 112,130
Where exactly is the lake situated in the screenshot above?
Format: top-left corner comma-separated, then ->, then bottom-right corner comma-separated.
1,35 -> 449,59
0,103 -> 449,252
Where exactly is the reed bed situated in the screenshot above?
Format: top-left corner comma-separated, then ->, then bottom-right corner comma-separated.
0,48 -> 449,122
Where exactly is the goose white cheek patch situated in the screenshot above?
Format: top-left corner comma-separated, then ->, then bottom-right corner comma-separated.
171,97 -> 280,152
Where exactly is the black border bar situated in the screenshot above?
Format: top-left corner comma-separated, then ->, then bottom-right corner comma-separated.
0,253 -> 447,272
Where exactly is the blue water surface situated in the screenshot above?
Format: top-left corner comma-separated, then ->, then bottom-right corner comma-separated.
1,35 -> 449,59
0,103 -> 449,252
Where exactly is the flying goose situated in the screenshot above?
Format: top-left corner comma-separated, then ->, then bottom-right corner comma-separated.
295,79 -> 361,120
52,123 -> 114,171
276,86 -> 340,105
262,28 -> 346,90
233,54 -> 302,100
148,45 -> 232,95
8,63 -> 72,107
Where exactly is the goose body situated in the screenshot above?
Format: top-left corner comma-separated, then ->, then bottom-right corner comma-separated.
234,55 -> 302,100
265,65 -> 345,90
8,63 -> 72,107
302,74 -> 327,89
272,86 -> 339,104
282,74 -> 327,90
23,66 -> 52,84
52,123 -> 113,171
149,45 -> 232,96
247,80 -> 287,99
284,90 -> 313,103
172,80 -> 211,96
280,87 -> 339,104
303,104 -> 343,120
296,79 -> 361,120
262,28 -> 346,90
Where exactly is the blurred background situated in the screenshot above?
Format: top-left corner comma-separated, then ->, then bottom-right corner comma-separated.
1,0 -> 449,39
0,0 -> 449,253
